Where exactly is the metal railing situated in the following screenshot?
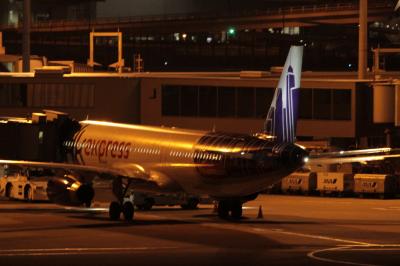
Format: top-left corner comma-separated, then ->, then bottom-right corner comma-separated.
0,1 -> 393,31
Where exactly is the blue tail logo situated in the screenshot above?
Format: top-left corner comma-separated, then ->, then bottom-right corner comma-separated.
264,46 -> 303,143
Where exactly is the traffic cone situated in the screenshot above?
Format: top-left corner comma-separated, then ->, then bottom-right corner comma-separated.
257,205 -> 264,219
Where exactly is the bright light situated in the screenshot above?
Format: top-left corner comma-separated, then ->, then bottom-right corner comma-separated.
182,33 -> 187,40
228,27 -> 236,36
206,37 -> 212,43
303,157 -> 309,163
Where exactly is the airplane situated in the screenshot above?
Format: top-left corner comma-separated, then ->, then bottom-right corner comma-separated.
1,46 -> 398,221
0,46 -> 307,220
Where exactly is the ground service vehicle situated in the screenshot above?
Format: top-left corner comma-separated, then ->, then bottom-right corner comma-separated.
281,172 -> 317,195
317,172 -> 354,197
0,171 -> 48,201
354,174 -> 398,199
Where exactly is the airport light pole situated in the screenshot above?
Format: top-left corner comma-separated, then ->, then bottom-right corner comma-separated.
358,0 -> 367,79
22,0 -> 31,72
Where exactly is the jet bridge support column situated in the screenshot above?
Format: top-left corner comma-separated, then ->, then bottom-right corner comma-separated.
0,32 -> 5,55
22,0 -> 31,72
358,0 -> 368,79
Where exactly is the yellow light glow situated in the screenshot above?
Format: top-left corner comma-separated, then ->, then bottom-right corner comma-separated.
81,120 -> 204,136
70,182 -> 80,190
156,163 -> 214,168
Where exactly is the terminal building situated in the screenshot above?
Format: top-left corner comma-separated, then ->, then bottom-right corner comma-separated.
0,0 -> 400,150
0,0 -> 399,71
0,69 -> 399,149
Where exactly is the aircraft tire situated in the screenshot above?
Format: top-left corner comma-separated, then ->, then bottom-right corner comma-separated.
24,186 -> 33,202
181,198 -> 199,210
5,183 -> 12,198
122,202 -> 135,221
230,201 -> 242,219
217,201 -> 229,218
142,198 -> 154,211
109,201 -> 121,220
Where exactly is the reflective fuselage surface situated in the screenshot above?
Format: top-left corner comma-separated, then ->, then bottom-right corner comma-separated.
62,120 -> 307,198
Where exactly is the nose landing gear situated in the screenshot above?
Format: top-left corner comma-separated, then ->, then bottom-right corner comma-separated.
109,177 -> 135,221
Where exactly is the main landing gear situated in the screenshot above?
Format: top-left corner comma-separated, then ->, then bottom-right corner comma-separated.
109,178 -> 135,221
217,199 -> 243,219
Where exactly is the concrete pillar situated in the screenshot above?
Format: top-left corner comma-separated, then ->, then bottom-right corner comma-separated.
22,0 -> 31,72
358,0 -> 367,79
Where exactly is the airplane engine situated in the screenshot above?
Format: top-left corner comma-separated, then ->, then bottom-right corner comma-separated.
47,175 -> 94,207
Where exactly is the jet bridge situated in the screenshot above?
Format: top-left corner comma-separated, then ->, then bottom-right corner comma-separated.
0,111 -> 78,162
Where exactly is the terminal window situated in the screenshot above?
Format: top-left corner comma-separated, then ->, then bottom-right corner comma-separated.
27,83 -> 95,108
161,85 -> 277,118
199,86 -> 217,117
313,89 -> 331,120
299,88 -> 312,119
299,88 -> 351,121
162,85 -> 180,116
218,87 -> 236,117
333,90 -> 351,120
255,88 -> 274,118
181,86 -> 198,117
237,87 -> 255,117
0,83 -> 27,107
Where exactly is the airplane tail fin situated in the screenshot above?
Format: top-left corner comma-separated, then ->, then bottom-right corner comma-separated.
264,46 -> 303,143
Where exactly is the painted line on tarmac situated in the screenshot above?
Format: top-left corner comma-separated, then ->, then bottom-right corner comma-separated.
0,246 -> 179,257
264,228 -> 400,266
372,207 -> 400,211
137,213 -> 400,266
308,246 -> 379,266
308,244 -> 400,266
201,223 -> 397,266
266,228 -> 371,246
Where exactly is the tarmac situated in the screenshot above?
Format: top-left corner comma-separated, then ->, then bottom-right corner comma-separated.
0,194 -> 399,266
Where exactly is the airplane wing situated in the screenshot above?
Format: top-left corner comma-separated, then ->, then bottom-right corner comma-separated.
0,159 -> 149,181
0,159 -> 201,194
307,147 -> 400,165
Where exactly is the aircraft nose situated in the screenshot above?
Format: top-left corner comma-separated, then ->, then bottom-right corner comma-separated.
279,143 -> 309,167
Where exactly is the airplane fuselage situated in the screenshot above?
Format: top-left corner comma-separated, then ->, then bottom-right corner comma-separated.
62,120 -> 307,199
